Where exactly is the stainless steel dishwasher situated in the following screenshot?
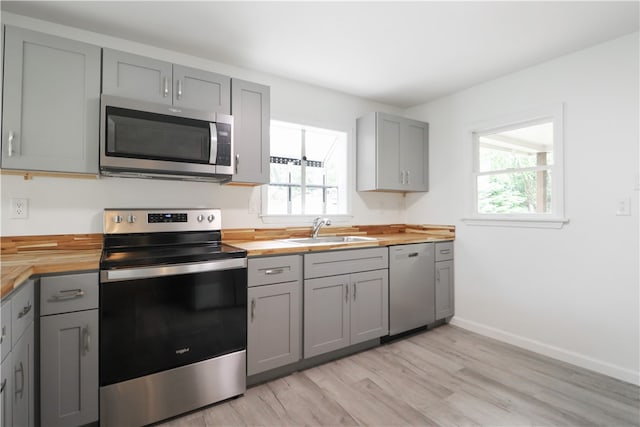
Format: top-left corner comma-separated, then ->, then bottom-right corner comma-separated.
389,243 -> 435,335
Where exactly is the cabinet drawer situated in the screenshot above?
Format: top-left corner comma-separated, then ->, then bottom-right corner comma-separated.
304,247 -> 388,279
248,255 -> 301,287
435,241 -> 454,262
40,272 -> 99,316
11,280 -> 34,346
1,299 -> 11,363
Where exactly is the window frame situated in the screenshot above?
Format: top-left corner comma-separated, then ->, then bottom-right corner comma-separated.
260,120 -> 353,224
464,104 -> 569,229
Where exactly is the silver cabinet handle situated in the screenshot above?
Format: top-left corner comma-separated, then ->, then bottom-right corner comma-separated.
353,283 -> 357,301
177,79 -> 183,100
0,378 -> 6,394
7,131 -> 14,157
345,285 -> 349,303
400,171 -> 405,184
83,325 -> 90,355
0,326 -> 5,345
17,302 -> 31,319
51,289 -> 85,301
437,270 -> 440,281
15,361 -> 24,399
440,249 -> 451,254
406,170 -> 410,185
163,77 -> 169,97
250,298 -> 256,321
235,154 -> 239,174
264,268 -> 284,275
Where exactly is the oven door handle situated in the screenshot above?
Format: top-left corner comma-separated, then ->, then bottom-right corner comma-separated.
100,258 -> 247,282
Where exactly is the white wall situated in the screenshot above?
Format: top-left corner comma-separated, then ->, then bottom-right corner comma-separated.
0,12 -> 406,235
404,33 -> 640,384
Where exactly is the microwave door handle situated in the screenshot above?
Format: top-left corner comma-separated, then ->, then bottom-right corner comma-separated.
209,123 -> 218,164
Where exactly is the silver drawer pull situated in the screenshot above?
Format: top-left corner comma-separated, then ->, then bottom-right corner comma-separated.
17,303 -> 31,319
250,298 -> 256,321
15,361 -> 24,398
0,378 -> 6,394
51,289 -> 85,301
264,268 -> 284,275
440,249 -> 451,254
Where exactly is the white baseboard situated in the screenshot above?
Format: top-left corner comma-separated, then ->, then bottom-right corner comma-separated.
450,317 -> 640,386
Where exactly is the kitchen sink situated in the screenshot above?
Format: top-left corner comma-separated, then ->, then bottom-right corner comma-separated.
280,236 -> 379,245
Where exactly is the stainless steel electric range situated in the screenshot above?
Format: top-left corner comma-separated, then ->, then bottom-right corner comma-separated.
99,208 -> 247,427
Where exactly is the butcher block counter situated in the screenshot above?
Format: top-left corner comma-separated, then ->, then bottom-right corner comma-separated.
1,224 -> 454,298
1,234 -> 102,299
223,224 -> 455,256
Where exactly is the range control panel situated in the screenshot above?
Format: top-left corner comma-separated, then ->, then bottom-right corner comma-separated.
104,208 -> 221,234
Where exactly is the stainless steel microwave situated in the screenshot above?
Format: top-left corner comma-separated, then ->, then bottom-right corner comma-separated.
100,95 -> 234,182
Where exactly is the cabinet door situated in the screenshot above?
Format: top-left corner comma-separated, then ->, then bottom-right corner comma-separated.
0,354 -> 12,427
350,270 -> 389,344
435,260 -> 455,320
12,323 -> 34,427
230,79 -> 270,184
402,119 -> 429,191
40,310 -> 99,427
173,65 -> 230,113
304,275 -> 350,358
247,281 -> 301,375
2,26 -> 100,173
102,48 -> 173,104
376,112 -> 403,190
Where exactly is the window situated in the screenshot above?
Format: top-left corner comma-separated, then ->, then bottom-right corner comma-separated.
469,105 -> 567,228
264,120 -> 348,217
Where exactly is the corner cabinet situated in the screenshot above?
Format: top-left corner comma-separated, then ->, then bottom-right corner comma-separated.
356,112 -> 429,192
229,79 -> 271,185
247,255 -> 302,376
435,242 -> 455,321
102,48 -> 231,113
1,26 -> 101,174
39,272 -> 99,427
0,280 -> 35,427
303,248 -> 389,358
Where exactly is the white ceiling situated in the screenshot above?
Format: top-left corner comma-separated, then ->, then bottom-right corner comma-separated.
2,1 -> 638,108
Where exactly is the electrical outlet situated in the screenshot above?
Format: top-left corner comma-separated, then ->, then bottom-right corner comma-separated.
10,198 -> 29,219
616,198 -> 631,216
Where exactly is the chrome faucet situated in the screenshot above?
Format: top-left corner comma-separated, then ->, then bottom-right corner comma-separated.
311,217 -> 332,238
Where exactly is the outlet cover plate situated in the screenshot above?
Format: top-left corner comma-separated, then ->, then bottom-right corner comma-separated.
10,198 -> 28,219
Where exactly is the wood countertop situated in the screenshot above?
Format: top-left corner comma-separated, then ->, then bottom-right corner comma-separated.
1,224 -> 454,298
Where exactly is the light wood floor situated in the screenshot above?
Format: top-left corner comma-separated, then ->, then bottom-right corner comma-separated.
159,325 -> 640,426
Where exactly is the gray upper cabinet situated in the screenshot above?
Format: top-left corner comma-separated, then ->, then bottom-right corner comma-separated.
40,272 -> 99,427
230,79 -> 270,185
102,48 -> 230,113
356,112 -> 429,192
2,26 -> 100,174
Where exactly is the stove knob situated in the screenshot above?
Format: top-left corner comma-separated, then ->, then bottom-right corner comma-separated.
207,214 -> 215,223
113,215 -> 123,224
127,215 -> 137,223
197,214 -> 204,222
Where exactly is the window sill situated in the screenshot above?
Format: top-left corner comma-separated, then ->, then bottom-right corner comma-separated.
260,214 -> 354,225
462,216 -> 569,229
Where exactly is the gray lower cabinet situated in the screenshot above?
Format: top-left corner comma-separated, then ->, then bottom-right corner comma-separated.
40,272 -> 99,427
230,79 -> 270,185
435,242 -> 455,320
2,25 -> 101,173
102,48 -> 231,113
247,256 -> 302,376
0,280 -> 35,427
304,248 -> 389,359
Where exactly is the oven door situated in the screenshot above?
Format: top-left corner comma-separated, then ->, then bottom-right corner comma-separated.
99,258 -> 247,387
